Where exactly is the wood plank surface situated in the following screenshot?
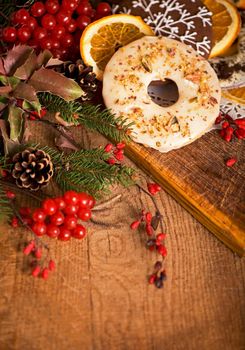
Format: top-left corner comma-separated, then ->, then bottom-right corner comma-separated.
125,130 -> 245,256
0,124 -> 244,350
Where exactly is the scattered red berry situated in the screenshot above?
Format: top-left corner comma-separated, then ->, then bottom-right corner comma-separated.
46,0 -> 60,14
2,27 -> 17,43
130,220 -> 140,230
225,157 -> 237,167
41,268 -> 49,280
147,183 -> 161,195
30,2 -> 46,17
5,190 -> 16,199
23,240 -> 35,255
32,266 -> 41,277
34,248 -> 42,259
14,9 -> 30,24
11,217 -> 19,228
96,2 -> 111,16
48,259 -> 56,271
104,143 -> 113,152
149,274 -> 156,284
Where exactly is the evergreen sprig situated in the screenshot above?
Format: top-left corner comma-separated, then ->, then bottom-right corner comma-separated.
38,92 -> 133,142
40,145 -> 135,197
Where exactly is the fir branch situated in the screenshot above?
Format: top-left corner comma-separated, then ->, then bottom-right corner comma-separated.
38,92 -> 133,142
38,145 -> 135,197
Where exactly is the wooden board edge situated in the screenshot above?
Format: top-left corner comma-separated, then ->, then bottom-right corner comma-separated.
125,144 -> 245,257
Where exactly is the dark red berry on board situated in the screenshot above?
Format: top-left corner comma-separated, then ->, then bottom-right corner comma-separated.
31,2 -> 46,17
46,0 -> 60,14
42,198 -> 57,216
41,268 -> 49,280
5,190 -> 16,199
76,1 -> 93,16
32,208 -> 46,222
149,274 -> 156,284
17,26 -> 31,43
48,260 -> 56,271
11,217 -> 19,228
32,266 -> 41,277
76,15 -> 91,30
41,14 -> 56,30
33,27 -> 47,41
130,220 -> 140,230
23,241 -> 35,255
2,27 -> 17,43
52,25 -> 66,40
46,224 -> 60,238
96,2 -> 111,16
104,143 -> 113,152
14,9 -> 30,24
26,17 -> 38,32
32,222 -> 47,236
56,11 -> 71,26
225,157 -> 237,167
58,227 -> 71,241
72,224 -> 86,239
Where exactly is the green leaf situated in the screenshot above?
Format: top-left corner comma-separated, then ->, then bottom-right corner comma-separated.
13,82 -> 40,107
8,106 -> 24,142
29,67 -> 84,101
22,99 -> 41,113
3,45 -> 33,76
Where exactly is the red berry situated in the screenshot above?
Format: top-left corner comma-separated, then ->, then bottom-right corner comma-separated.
48,260 -> 56,271
22,217 -> 33,226
23,241 -> 35,255
157,244 -> 167,257
52,25 -> 66,40
50,211 -> 65,226
65,18 -> 77,33
146,224 -> 153,236
40,36 -> 53,50
46,0 -> 60,14
104,143 -> 113,152
62,0 -> 79,12
78,192 -> 90,208
114,149 -> 124,161
77,207 -> 91,221
149,274 -> 156,284
76,1 -> 93,16
107,158 -> 116,165
34,248 -> 42,259
58,227 -> 71,241
32,266 -> 41,277
54,196 -> 66,210
14,9 -> 30,24
41,268 -> 49,280
64,204 -> 79,215
61,33 -> 74,47
96,2 -> 111,16
130,220 -> 140,230
17,26 -> 31,43
5,190 -> 16,199
72,224 -> 86,239
116,142 -> 125,150
19,207 -> 31,217
41,14 -> 56,30
145,212 -> 152,223
87,195 -> 95,209
64,190 -> 80,205
31,2 -> 46,17
156,233 -> 166,242
76,15 -> 91,30
2,27 -> 17,43
32,222 -> 47,236
25,17 -> 38,32
51,38 -> 60,49
33,27 -> 47,41
32,208 -> 46,222
11,216 -> 19,228
42,198 -> 57,216
56,11 -> 71,25
222,121 -> 229,129
46,224 -> 60,238
225,157 -> 237,167
147,183 -> 161,195
63,215 -> 77,230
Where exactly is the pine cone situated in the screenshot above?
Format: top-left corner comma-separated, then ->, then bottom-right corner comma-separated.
52,59 -> 99,101
11,148 -> 54,191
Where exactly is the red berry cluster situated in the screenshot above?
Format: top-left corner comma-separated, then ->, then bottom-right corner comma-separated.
23,240 -> 55,279
16,99 -> 47,119
215,113 -> 245,142
104,142 -> 125,165
14,190 -> 95,241
2,0 -> 112,61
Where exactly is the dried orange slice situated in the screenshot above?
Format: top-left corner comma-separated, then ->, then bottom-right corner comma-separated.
229,0 -> 245,9
80,14 -> 154,80
203,0 -> 241,58
222,86 -> 245,105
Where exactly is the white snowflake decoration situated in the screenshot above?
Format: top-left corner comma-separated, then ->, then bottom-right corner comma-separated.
113,0 -> 212,56
220,97 -> 245,119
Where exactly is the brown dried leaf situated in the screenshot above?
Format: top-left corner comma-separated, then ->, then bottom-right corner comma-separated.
0,58 -> 6,75
8,106 -> 24,142
13,82 -> 39,105
14,51 -> 38,80
3,45 -> 33,76
36,50 -> 53,69
28,67 -> 84,101
0,120 -> 20,156
55,134 -> 79,151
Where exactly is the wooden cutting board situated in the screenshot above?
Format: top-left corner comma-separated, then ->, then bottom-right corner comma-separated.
124,130 -> 245,256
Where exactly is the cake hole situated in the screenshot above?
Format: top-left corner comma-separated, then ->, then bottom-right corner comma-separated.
147,79 -> 179,107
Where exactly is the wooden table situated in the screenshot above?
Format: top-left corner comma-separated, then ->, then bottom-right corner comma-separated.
0,125 -> 244,350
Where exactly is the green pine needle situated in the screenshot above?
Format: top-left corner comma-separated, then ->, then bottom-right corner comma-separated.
40,145 -> 135,197
38,92 -> 133,142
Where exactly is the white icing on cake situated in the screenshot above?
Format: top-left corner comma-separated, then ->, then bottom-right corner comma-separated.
103,36 -> 221,153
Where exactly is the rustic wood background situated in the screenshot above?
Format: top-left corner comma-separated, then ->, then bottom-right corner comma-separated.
0,123 -> 244,350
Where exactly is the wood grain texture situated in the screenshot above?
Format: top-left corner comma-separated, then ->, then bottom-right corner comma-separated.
0,124 -> 244,350
125,130 -> 245,256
